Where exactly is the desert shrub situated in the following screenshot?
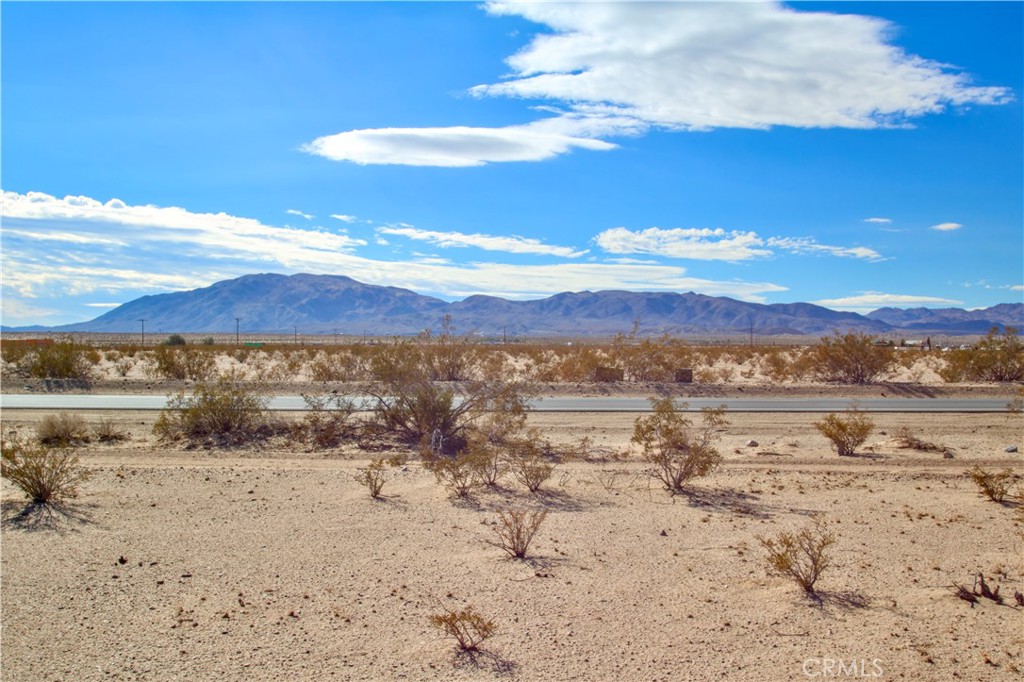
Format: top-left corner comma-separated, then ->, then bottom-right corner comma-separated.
968,467 -> 1016,503
892,426 -> 943,453
293,393 -> 358,450
426,453 -> 479,497
93,418 -> 129,443
154,377 -> 270,446
308,350 -> 363,382
759,348 -> 793,382
940,327 -> 1024,382
163,334 -> 187,346
534,345 -> 604,382
354,458 -> 388,498
365,341 -> 530,454
429,605 -> 496,652
507,434 -> 555,493
1,431 -> 91,504
153,346 -> 216,381
814,408 -> 874,456
199,336 -> 215,346
758,516 -> 835,595
491,508 -> 548,559
113,356 -> 136,377
422,314 -> 480,381
36,412 -> 90,446
807,332 -> 895,384
631,397 -> 728,494
25,338 -> 94,381
609,331 -> 674,382
462,433 -> 505,487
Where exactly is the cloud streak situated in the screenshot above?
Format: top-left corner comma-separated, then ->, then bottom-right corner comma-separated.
378,226 -> 587,258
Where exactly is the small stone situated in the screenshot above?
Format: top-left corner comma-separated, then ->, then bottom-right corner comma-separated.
1005,446 -> 1018,453
746,440 -> 759,447
943,451 -> 954,459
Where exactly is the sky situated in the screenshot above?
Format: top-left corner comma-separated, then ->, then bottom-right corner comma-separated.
1,1 -> 1021,327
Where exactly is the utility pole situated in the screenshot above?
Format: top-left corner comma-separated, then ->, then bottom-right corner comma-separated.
139,319 -> 146,346
235,318 -> 240,346
294,326 -> 298,345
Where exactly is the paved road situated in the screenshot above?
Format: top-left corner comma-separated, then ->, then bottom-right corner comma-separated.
0,394 -> 1013,412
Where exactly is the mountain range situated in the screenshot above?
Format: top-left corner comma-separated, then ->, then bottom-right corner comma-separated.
5,273 -> 1022,337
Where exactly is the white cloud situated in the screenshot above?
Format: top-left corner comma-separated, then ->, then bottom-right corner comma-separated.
1,190 -> 788,309
593,227 -> 883,262
595,227 -> 770,262
303,118 -> 618,167
929,222 -> 963,231
286,209 -> 314,220
767,237 -> 884,261
812,292 -> 963,312
1008,285 -> 1024,292
305,3 -> 1012,167
863,217 -> 892,224
331,214 -> 357,223
379,226 -> 587,258
84,302 -> 123,308
478,2 -> 1010,131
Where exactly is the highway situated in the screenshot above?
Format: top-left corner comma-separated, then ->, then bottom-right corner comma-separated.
0,394 -> 1013,412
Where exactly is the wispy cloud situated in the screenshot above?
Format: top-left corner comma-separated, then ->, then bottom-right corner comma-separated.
305,2 -> 1011,167
1,190 -> 789,323
330,214 -> 357,223
929,222 -> 963,232
767,237 -> 885,262
593,227 -> 884,262
286,209 -> 314,220
84,302 -> 123,308
863,217 -> 892,224
379,226 -> 587,258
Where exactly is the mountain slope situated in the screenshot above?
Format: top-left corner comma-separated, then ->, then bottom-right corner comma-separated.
10,273 -> 1020,336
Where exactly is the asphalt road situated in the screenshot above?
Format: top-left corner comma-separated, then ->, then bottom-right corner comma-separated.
0,394 -> 1013,412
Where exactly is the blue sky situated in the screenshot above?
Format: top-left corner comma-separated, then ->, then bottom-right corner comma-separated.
2,1 -> 1021,327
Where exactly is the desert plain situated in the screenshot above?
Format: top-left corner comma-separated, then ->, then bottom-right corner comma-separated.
1,352 -> 1022,682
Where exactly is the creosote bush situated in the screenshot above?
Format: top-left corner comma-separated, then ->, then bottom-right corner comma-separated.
293,393 -> 357,450
507,435 -> 555,494
429,605 -> 497,652
1,431 -> 92,504
940,327 -> 1024,383
93,418 -> 129,443
491,508 -> 548,559
631,397 -> 728,494
814,408 -> 874,456
154,376 -> 270,446
808,332 -> 895,384
425,452 -> 479,498
37,412 -> 91,447
968,467 -> 1016,503
26,338 -> 94,381
758,516 -> 836,595
354,458 -> 388,498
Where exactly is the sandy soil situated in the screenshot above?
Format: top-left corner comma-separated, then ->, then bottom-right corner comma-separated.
2,407 -> 1022,681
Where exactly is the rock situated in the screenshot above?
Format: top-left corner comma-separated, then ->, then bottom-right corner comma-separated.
746,440 -> 759,447
1005,446 -> 1018,453
943,451 -> 954,459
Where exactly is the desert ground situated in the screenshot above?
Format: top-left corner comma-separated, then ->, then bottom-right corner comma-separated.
2,386 -> 1022,681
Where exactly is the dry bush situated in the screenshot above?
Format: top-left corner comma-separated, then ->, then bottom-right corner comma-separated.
26,338 -> 94,381
609,331 -> 674,382
631,397 -> 728,494
491,508 -> 548,559
93,418 -> 129,443
153,346 -> 216,381
422,314 -> 480,381
354,458 -> 388,498
154,377 -> 271,446
808,332 -> 895,384
940,327 -> 1024,382
463,434 -> 505,487
814,408 -> 874,456
1,430 -> 92,504
426,453 -> 478,497
968,467 -> 1016,503
507,435 -> 555,494
293,393 -> 358,450
365,341 -> 530,455
892,426 -> 944,453
758,516 -> 836,595
428,605 -> 496,652
36,412 -> 91,447
759,348 -> 793,382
